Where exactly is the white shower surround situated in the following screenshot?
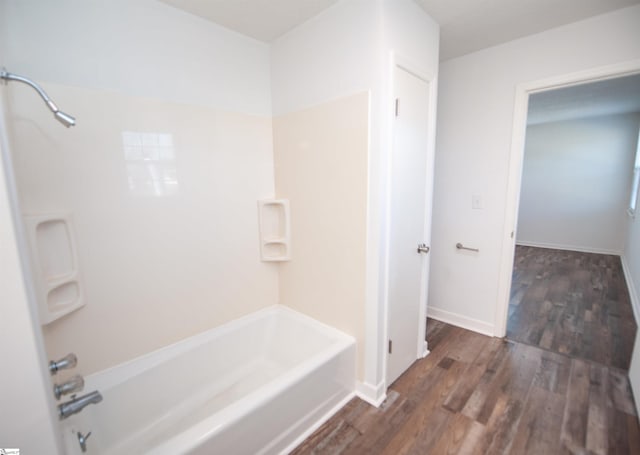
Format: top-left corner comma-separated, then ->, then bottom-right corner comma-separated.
60,306 -> 355,454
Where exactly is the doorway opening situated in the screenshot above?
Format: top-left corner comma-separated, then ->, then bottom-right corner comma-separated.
496,64 -> 640,370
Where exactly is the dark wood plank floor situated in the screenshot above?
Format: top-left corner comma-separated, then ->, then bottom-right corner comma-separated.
292,320 -> 640,454
507,246 -> 637,370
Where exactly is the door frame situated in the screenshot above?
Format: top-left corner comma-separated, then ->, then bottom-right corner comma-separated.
383,53 -> 438,386
494,59 -> 640,337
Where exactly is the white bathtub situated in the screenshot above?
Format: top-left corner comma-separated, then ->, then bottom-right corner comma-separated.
60,306 -> 356,454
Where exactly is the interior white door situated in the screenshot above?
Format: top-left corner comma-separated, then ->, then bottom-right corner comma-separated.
386,66 -> 432,386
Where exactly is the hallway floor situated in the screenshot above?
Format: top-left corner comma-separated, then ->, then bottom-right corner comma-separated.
507,246 -> 637,370
292,320 -> 640,454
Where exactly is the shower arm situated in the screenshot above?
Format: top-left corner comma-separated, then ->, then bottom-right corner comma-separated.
0,68 -> 76,127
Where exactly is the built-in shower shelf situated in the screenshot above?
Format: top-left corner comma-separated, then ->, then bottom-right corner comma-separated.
24,213 -> 85,324
258,199 -> 291,262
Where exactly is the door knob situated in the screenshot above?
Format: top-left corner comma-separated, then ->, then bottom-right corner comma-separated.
417,243 -> 430,254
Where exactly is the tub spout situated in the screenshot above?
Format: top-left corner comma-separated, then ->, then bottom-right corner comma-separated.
58,391 -> 103,420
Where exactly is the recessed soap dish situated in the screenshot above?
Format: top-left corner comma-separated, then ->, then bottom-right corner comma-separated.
24,213 -> 85,324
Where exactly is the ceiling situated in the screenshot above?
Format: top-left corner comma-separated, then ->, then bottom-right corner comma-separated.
527,74 -> 640,125
159,0 -> 640,60
159,0 -> 340,42
415,0 -> 640,60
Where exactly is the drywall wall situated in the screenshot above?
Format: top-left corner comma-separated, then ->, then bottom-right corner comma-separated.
270,0 -> 378,117
3,0 -> 277,375
625,185 -> 640,321
271,0 -> 438,398
3,0 -> 271,116
430,5 -> 640,331
625,124 -> 640,413
0,6 -> 62,451
273,92 -> 369,380
517,113 -> 640,254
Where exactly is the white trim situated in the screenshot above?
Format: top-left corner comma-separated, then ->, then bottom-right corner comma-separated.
355,380 -> 387,407
281,391 -> 356,454
621,255 -> 640,326
515,240 -> 622,256
363,87 -> 382,404
422,341 -> 430,358
494,59 -> 640,338
427,306 -> 494,337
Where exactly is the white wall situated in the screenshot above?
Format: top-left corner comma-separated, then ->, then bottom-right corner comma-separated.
4,0 -> 272,116
0,5 -> 62,451
625,124 -> 640,413
271,0 -> 438,401
270,0 -> 379,117
625,180 -> 640,322
627,193 -> 640,413
517,113 -> 640,254
3,0 -> 278,376
430,5 -> 640,333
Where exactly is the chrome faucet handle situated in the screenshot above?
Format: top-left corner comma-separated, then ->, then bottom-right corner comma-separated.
77,431 -> 92,453
49,353 -> 77,375
54,374 -> 84,400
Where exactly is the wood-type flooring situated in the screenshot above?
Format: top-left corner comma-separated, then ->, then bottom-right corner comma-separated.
292,320 -> 640,454
507,246 -> 637,370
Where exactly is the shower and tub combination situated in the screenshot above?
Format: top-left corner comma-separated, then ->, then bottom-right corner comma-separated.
46,306 -> 354,454
51,307 -> 355,454
59,306 -> 355,454
3,69 -> 357,454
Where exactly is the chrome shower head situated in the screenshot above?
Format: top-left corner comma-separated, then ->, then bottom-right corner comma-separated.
55,110 -> 76,128
1,68 -> 76,127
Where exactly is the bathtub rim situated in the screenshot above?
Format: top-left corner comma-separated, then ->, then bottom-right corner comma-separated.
83,304 -> 355,393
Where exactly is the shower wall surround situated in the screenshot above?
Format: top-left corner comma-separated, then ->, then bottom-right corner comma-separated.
4,0 -> 276,375
7,82 -> 277,375
273,93 -> 369,379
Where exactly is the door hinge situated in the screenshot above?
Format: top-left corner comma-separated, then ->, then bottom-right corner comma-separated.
395,98 -> 399,117
388,339 -> 393,354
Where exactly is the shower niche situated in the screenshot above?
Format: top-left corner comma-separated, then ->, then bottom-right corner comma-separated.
258,199 -> 291,261
24,213 -> 85,324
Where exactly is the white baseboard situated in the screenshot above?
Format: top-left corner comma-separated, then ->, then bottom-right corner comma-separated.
621,255 -> 640,326
355,380 -> 387,408
427,306 -> 494,337
516,240 -> 622,256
